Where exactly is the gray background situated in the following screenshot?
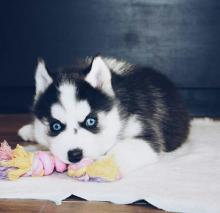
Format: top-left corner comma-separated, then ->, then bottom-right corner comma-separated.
0,0 -> 219,116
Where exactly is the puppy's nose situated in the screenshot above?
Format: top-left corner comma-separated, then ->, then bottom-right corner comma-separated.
68,148 -> 83,163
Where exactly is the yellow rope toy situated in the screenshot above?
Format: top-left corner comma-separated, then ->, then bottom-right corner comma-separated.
0,141 -> 121,182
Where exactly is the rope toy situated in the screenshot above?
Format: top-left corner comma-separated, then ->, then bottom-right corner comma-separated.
0,141 -> 121,182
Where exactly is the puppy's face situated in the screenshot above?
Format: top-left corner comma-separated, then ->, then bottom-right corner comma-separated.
32,57 -> 121,163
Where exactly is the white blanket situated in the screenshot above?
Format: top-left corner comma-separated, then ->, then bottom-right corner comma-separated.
0,118 -> 220,213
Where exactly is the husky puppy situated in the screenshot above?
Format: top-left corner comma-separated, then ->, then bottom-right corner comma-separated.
18,55 -> 189,175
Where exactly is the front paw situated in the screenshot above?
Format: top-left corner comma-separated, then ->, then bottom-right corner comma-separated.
18,124 -> 35,141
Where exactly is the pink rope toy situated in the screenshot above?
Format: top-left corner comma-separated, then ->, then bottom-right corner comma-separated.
0,141 -> 121,182
0,140 -> 67,180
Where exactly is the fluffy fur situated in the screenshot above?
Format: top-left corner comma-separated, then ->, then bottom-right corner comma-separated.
18,55 -> 189,175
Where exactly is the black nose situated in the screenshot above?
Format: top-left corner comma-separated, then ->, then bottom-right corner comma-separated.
68,148 -> 83,163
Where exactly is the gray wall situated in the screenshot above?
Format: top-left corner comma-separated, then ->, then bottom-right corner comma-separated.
0,0 -> 220,116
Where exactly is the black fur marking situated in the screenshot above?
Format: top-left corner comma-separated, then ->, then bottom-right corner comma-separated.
56,59 -> 92,82
32,84 -> 60,120
48,119 -> 66,137
55,59 -> 113,112
111,67 -> 189,152
74,80 -> 113,112
79,113 -> 100,134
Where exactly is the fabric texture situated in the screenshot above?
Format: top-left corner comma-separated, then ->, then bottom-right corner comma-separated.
0,118 -> 220,213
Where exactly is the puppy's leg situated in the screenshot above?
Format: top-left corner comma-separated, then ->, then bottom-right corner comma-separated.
110,139 -> 158,175
18,123 -> 35,141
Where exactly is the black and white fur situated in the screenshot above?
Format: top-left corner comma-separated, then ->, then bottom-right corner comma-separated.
18,56 -> 189,175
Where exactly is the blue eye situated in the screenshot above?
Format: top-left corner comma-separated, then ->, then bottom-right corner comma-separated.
49,120 -> 65,136
50,122 -> 63,132
85,118 -> 96,128
53,123 -> 61,131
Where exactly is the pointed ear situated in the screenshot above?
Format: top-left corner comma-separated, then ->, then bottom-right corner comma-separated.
85,56 -> 114,96
35,59 -> 53,99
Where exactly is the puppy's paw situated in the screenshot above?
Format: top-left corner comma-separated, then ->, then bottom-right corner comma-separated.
18,124 -> 35,141
109,139 -> 158,176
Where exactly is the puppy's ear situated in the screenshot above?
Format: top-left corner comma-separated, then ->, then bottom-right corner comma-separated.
85,56 -> 114,96
35,59 -> 53,99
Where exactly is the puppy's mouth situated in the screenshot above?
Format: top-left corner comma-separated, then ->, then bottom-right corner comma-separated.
53,143 -> 117,164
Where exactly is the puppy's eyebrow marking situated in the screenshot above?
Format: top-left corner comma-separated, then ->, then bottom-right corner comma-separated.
51,103 -> 66,123
76,100 -> 91,121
